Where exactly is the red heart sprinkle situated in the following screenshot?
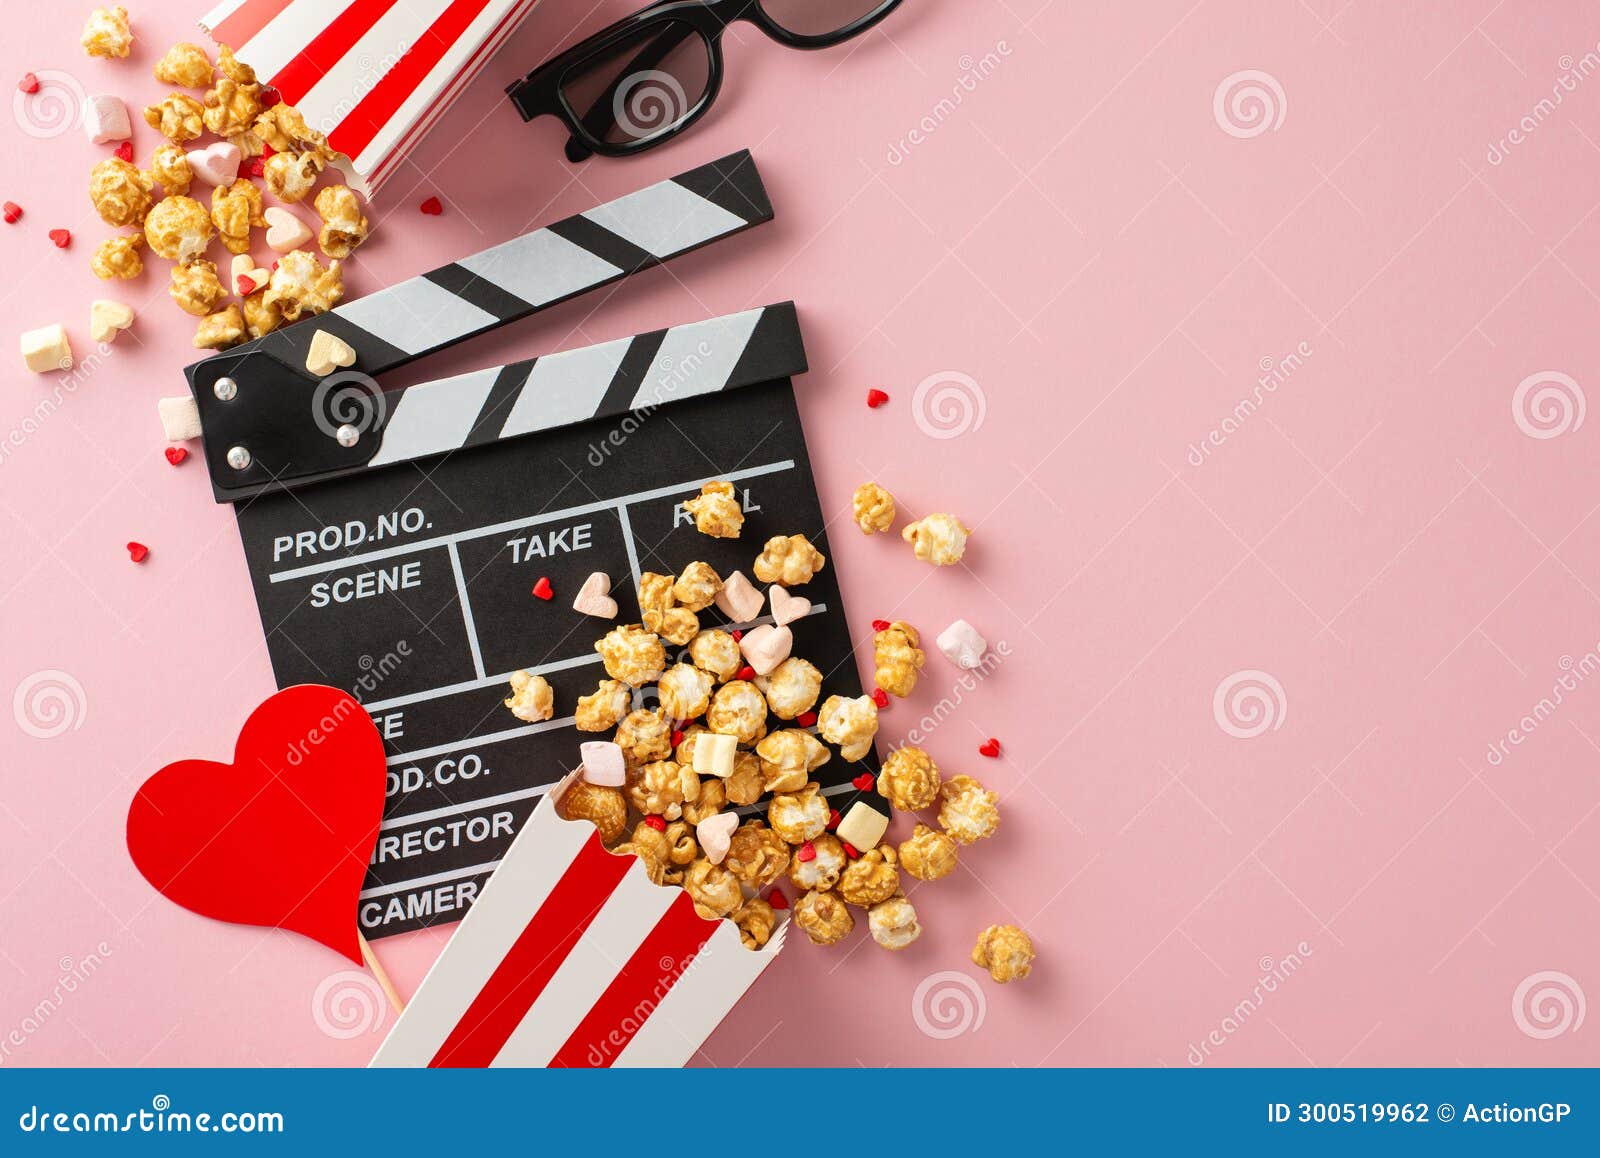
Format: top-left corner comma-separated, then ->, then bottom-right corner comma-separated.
114,140 -> 133,162
671,729 -> 685,748
852,772 -> 875,792
766,889 -> 788,910
730,629 -> 742,641
419,196 -> 443,216
866,388 -> 889,409
261,144 -> 275,159
796,841 -> 816,862
979,738 -> 1001,758
871,687 -> 889,708
18,73 -> 38,94
47,228 -> 70,249
842,841 -> 860,859
244,157 -> 265,178
2,201 -> 20,224
126,541 -> 149,563
826,808 -> 840,830
259,86 -> 282,108
736,665 -> 756,682
270,259 -> 279,271
871,619 -> 891,631
164,447 -> 188,465
644,815 -> 667,832
531,576 -> 553,600
237,274 -> 256,295
796,710 -> 817,728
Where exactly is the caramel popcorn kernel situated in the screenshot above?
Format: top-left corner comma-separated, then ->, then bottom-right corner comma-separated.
788,833 -> 847,892
817,693 -> 879,762
82,6 -> 132,59
852,482 -> 896,534
794,889 -> 854,946
168,259 -> 227,317
89,158 -> 153,228
879,745 -> 941,812
683,480 -> 743,538
874,621 -> 925,698
503,670 -> 554,723
314,184 -> 368,258
90,233 -> 143,280
576,679 -> 631,732
753,533 -> 826,587
154,42 -> 213,88
902,512 -> 971,567
595,624 -> 666,687
144,92 -> 205,143
972,923 -> 1035,983
899,823 -> 959,881
938,774 -> 1000,845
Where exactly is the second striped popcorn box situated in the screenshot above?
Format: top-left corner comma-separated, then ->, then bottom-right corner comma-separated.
370,771 -> 785,1067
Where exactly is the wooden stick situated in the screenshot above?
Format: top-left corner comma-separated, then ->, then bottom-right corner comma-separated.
358,932 -> 406,1014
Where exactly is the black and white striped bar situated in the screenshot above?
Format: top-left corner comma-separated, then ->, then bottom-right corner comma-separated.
362,302 -> 805,471
186,150 -> 774,500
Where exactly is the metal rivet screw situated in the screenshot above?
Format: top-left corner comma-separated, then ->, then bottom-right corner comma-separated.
213,376 -> 238,401
335,424 -> 360,448
225,445 -> 251,471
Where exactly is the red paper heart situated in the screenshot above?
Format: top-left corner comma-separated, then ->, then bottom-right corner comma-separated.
126,685 -> 385,963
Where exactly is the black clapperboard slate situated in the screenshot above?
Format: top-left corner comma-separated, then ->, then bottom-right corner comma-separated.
187,152 -> 887,939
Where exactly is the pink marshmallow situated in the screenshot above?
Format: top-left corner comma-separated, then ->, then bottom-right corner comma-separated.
739,623 -> 793,676
696,811 -> 740,865
579,741 -> 626,787
713,569 -> 764,623
936,619 -> 988,670
186,141 -> 242,187
81,94 -> 130,145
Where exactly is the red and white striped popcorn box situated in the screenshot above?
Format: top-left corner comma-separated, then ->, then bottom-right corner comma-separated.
370,772 -> 786,1067
199,0 -> 541,196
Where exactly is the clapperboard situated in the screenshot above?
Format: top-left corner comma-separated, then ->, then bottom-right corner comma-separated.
185,152 -> 886,940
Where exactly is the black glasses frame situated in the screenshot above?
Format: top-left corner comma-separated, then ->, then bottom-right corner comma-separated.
507,0 -> 902,161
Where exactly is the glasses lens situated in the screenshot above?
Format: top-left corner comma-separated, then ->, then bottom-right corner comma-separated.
559,22 -> 711,149
760,0 -> 892,38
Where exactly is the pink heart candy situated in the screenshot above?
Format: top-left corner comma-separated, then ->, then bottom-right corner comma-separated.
263,206 -> 314,253
571,571 -> 618,619
739,623 -> 793,676
696,812 -> 740,865
185,141 -> 241,187
713,569 -> 765,623
768,584 -> 811,626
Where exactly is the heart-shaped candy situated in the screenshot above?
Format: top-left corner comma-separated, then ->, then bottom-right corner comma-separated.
571,571 -> 618,618
305,329 -> 356,377
263,205 -> 314,253
186,140 -> 241,187
768,585 -> 811,626
695,811 -> 740,865
230,254 -> 270,296
978,738 -> 1002,758
89,298 -> 133,343
163,446 -> 188,466
125,685 -> 386,962
739,623 -> 794,676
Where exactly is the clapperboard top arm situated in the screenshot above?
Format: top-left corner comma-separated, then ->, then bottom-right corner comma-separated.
182,150 -> 778,504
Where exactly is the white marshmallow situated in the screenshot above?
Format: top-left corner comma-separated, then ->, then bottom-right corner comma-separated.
158,395 -> 202,441
20,324 -> 72,373
836,801 -> 888,851
81,94 -> 131,144
936,619 -> 988,670
692,731 -> 737,779
579,741 -> 626,788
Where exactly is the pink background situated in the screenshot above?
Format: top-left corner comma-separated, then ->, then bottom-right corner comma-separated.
3,0 -> 1599,1067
